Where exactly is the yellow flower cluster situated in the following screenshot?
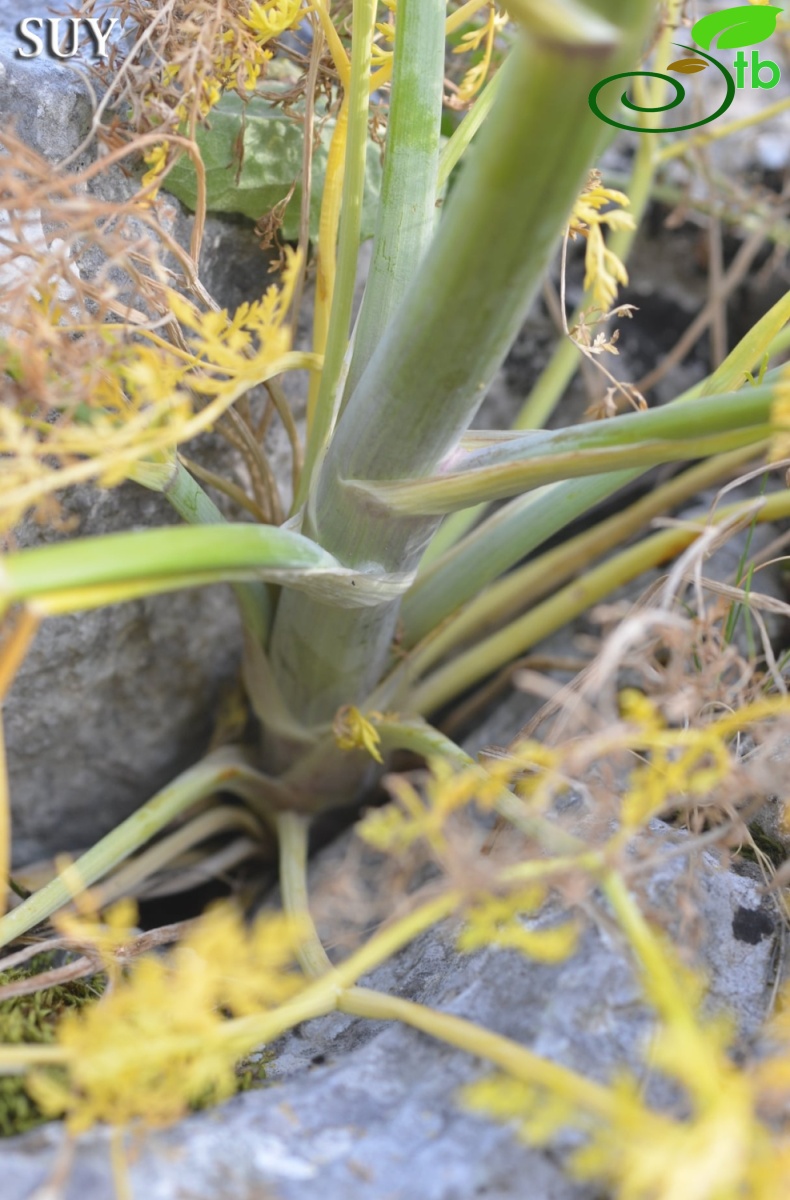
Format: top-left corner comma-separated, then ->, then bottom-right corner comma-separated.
333,705 -> 385,763
0,251 -> 301,530
453,3 -> 509,104
569,173 -> 635,313
458,884 -> 578,962
466,966 -> 790,1200
618,689 -> 733,831
141,0 -> 306,194
168,246 -> 301,395
357,742 -> 558,856
27,903 -> 306,1131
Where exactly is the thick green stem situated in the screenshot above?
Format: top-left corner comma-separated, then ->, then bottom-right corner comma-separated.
268,2 -> 656,738
514,0 -> 682,433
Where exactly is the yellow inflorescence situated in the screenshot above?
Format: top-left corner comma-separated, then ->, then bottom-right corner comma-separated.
569,174 -> 635,313
0,249 -> 302,530
26,902 -> 306,1132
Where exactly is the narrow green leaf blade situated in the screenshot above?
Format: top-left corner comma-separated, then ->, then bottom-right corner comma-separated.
350,388 -> 778,515
701,288 -> 790,396
0,524 -> 408,613
355,429 -> 771,515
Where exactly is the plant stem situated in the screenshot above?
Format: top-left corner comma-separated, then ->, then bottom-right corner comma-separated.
162,459 -> 271,644
374,715 -> 583,856
298,0 -> 378,505
0,523 -> 349,618
600,872 -> 723,1101
359,387 -> 775,515
407,487 -> 790,715
408,298 -> 790,638
513,0 -> 681,433
400,447 -> 761,660
276,810 -> 332,977
657,95 -> 790,164
437,68 -> 503,193
268,2 -> 656,736
306,97 -> 348,439
0,748 -> 280,949
339,986 -> 618,1119
343,0 -> 445,403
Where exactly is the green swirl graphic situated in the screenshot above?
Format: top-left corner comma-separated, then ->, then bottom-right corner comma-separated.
588,44 -> 736,133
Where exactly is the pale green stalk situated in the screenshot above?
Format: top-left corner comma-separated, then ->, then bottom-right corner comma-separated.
267,1 -> 657,736
399,446 -> 760,667
407,488 -> 790,716
513,0 -> 682,433
436,67 -> 504,192
343,0 -> 446,401
276,810 -> 333,978
152,458 -> 270,644
296,0 -> 378,507
356,387 -> 775,515
91,807 -> 266,910
0,749 -> 282,950
403,283 -> 790,644
403,476 -> 633,646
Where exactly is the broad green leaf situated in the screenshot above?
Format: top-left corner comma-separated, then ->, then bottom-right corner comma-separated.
692,5 -> 783,50
163,94 -> 383,242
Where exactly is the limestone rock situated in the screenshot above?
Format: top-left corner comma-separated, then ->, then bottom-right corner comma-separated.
0,26 -> 285,866
0,823 -> 777,1199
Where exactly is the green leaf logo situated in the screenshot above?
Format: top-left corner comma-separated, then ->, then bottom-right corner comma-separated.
692,4 -> 783,50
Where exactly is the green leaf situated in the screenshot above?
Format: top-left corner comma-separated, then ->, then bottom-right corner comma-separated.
350,388 -> 776,515
692,5 -> 783,50
163,94 -> 382,242
701,288 -> 790,396
0,524 -> 408,615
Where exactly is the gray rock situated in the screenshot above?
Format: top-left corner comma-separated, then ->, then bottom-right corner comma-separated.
0,821 -> 777,1199
6,485 -> 244,868
0,33 -> 93,160
0,29 -> 288,866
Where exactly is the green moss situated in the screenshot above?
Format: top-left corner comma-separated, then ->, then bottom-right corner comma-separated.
0,955 -> 271,1136
0,953 -> 103,1138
